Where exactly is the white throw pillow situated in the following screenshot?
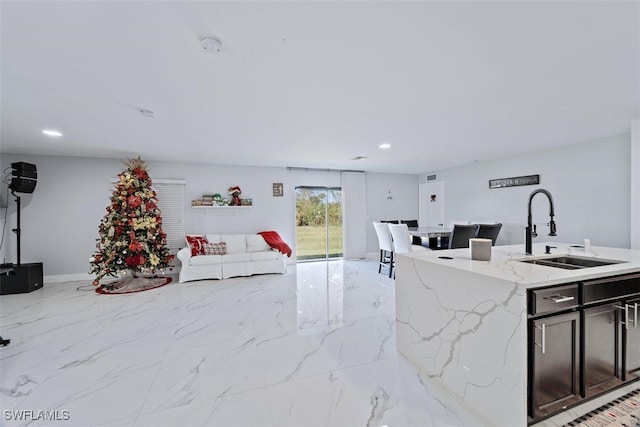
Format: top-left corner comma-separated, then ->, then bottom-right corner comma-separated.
246,234 -> 271,252
220,234 -> 247,254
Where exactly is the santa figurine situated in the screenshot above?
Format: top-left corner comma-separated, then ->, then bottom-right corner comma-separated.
228,186 -> 242,206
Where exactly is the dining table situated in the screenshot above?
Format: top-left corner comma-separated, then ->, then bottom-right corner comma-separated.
407,227 -> 451,250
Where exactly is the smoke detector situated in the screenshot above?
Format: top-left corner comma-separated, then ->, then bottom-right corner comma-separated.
201,37 -> 223,53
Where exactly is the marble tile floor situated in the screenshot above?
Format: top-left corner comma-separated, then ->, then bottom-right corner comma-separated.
0,259 -> 637,427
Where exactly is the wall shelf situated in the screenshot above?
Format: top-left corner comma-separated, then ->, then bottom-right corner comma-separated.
192,205 -> 252,208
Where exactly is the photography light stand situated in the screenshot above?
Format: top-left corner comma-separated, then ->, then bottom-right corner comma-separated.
0,191 -> 17,346
0,162 -> 42,347
11,189 -> 21,266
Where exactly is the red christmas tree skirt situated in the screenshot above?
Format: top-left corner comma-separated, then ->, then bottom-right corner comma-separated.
95,277 -> 172,294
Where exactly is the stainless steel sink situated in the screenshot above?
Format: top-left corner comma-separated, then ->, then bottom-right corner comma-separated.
519,255 -> 626,270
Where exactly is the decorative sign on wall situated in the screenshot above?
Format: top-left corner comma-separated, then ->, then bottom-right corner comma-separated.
272,182 -> 284,197
489,174 -> 539,189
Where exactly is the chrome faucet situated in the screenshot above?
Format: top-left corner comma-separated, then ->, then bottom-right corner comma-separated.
526,189 -> 557,255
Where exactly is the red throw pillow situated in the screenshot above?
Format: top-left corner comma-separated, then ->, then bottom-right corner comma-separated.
204,242 -> 227,255
185,235 -> 208,256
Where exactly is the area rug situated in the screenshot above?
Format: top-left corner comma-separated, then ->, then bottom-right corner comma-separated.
95,277 -> 172,294
564,388 -> 640,426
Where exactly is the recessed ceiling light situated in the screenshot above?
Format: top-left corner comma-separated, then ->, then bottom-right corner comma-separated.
42,129 -> 62,137
379,143 -> 391,150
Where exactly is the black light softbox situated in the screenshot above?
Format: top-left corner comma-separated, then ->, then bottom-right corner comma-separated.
9,162 -> 37,194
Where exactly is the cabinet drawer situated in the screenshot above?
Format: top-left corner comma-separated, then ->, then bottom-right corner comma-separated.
583,273 -> 640,305
530,284 -> 579,316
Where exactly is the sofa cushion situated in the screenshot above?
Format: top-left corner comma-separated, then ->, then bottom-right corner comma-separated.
221,253 -> 251,263
246,234 -> 271,252
189,254 -> 222,266
221,234 -> 247,254
250,251 -> 280,261
204,242 -> 227,255
185,235 -> 208,256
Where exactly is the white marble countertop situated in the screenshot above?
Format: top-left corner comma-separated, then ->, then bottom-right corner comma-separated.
399,242 -> 640,289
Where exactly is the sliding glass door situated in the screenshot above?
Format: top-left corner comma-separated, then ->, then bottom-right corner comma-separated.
295,187 -> 343,261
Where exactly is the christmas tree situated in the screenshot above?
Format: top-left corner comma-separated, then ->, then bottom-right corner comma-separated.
90,157 -> 174,286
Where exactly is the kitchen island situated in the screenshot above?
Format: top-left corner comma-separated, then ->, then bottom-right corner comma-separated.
395,242 -> 640,426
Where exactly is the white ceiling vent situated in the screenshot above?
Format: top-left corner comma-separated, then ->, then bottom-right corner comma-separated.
201,37 -> 223,53
139,109 -> 155,119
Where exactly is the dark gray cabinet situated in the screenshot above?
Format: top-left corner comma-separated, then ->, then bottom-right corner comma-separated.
583,297 -> 640,396
583,273 -> 640,389
583,303 -> 623,397
623,297 -> 640,381
528,273 -> 640,422
529,311 -> 581,419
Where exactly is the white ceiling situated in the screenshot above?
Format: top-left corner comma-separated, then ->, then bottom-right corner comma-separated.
1,1 -> 638,174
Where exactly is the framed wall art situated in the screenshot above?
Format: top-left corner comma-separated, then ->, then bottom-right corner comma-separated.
272,182 -> 284,197
489,174 -> 539,189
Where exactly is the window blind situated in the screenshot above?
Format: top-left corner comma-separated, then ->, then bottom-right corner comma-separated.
152,180 -> 186,258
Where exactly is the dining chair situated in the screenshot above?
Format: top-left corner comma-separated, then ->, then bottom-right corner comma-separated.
400,219 -> 421,244
400,219 -> 419,228
449,224 -> 480,249
373,222 -> 395,278
476,223 -> 503,246
388,224 -> 428,254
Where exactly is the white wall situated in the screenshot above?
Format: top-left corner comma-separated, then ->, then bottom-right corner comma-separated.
0,154 -> 419,278
0,156 -> 149,277
365,173 -> 420,253
631,119 -> 639,249
1,132 -> 629,278
420,133 -> 631,250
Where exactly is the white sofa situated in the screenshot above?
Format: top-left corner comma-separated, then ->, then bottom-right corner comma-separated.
177,233 -> 287,283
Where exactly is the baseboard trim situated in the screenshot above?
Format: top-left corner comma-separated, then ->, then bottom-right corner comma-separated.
45,267 -> 182,284
44,273 -> 94,283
